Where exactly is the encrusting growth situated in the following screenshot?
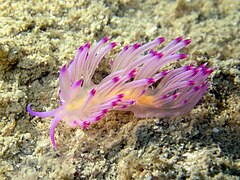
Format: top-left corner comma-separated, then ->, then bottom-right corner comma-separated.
28,36 -> 213,149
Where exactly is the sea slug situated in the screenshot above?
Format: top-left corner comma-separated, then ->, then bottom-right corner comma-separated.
28,36 -> 213,149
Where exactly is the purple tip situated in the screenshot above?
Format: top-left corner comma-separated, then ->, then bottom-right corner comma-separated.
110,42 -> 117,48
81,121 -> 91,129
157,52 -> 164,59
129,100 -> 135,105
150,50 -> 158,56
73,79 -> 83,88
95,116 -> 102,121
141,90 -> 146,95
178,54 -> 188,59
123,45 -> 129,51
161,94 -> 168,99
102,36 -> 110,43
102,109 -> 108,114
200,63 -> 208,68
128,69 -> 136,78
184,39 -> 191,45
121,105 -> 127,109
192,68 -> 199,76
183,99 -> 188,104
161,70 -> 169,76
184,65 -> 193,71
84,43 -> 91,49
60,65 -> 67,74
194,86 -> 200,91
112,76 -> 120,83
147,78 -> 155,84
188,80 -> 195,86
157,37 -> 165,44
118,94 -> 124,98
201,67 -> 209,75
207,67 -> 214,75
132,43 -> 141,50
116,98 -> 122,103
90,88 -> 96,96
202,82 -> 208,87
175,36 -> 183,43
110,59 -> 114,67
112,101 -> 118,106
78,45 -> 84,51
172,93 -> 179,99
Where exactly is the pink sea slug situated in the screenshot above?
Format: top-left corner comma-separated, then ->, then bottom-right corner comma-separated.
27,36 -> 213,149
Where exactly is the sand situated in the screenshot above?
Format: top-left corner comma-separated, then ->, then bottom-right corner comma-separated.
0,0 -> 239,179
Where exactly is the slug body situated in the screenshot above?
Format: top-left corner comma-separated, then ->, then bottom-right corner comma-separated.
28,36 -> 213,149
